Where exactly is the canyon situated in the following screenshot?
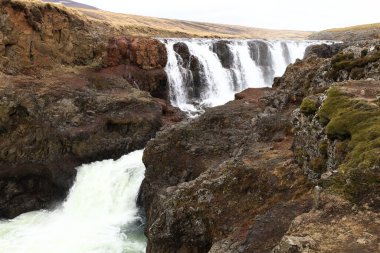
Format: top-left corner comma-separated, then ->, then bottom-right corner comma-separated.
0,0 -> 379,253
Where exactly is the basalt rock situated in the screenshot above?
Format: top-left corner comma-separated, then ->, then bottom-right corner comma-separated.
0,71 -> 164,219
142,41 -> 380,252
273,194 -> 380,253
142,86 -> 313,252
212,40 -> 234,69
173,42 -> 205,99
106,37 -> 167,69
0,1 -> 170,100
106,37 -> 169,98
248,40 -> 275,84
304,43 -> 346,59
0,0 -> 107,75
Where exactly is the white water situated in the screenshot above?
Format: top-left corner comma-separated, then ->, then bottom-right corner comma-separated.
162,39 -> 323,114
0,150 -> 146,253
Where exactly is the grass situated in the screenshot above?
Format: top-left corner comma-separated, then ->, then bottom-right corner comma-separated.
11,0 -> 312,39
325,23 -> 380,32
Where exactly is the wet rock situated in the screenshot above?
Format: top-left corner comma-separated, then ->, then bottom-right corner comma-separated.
248,40 -> 275,84
173,42 -> 205,99
212,40 -> 234,68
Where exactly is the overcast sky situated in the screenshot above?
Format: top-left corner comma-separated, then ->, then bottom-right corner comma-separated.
73,0 -> 379,31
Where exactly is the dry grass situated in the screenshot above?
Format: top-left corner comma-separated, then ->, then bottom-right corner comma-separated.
79,8 -> 312,39
325,23 -> 380,32
15,0 -> 311,39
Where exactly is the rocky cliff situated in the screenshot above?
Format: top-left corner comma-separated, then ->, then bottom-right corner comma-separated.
141,41 -> 380,252
0,0 -> 182,218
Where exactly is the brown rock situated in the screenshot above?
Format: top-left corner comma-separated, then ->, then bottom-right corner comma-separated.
0,71 -> 163,219
106,37 -> 167,69
273,194 -> 380,253
142,88 -> 312,252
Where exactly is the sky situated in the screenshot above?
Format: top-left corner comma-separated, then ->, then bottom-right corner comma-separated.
73,0 -> 380,31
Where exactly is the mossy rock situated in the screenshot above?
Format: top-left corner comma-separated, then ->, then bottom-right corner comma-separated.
300,98 -> 318,115
310,157 -> 327,174
318,86 -> 380,206
328,51 -> 380,80
318,141 -> 328,157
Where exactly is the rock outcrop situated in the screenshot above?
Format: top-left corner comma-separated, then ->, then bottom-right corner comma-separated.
0,70 -> 164,218
0,0 -> 106,74
0,0 -> 178,218
273,194 -> 380,253
142,87 -> 312,253
0,0 -> 169,99
142,40 -> 380,252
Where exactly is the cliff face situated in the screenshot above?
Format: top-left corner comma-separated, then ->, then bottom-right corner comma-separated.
0,0 -> 104,74
0,0 -> 169,97
0,0 -> 180,218
142,41 -> 380,252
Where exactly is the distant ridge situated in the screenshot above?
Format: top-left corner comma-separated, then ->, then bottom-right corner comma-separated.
42,0 -> 98,10
36,0 -> 311,39
309,23 -> 380,41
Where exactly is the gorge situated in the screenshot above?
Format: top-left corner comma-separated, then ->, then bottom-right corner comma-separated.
0,1 -> 379,253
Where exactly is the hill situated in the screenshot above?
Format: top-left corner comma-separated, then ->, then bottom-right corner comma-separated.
41,0 -> 311,39
309,23 -> 380,41
41,0 -> 98,10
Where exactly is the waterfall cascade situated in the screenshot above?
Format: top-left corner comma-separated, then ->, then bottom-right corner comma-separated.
0,150 -> 147,253
162,39 -> 324,114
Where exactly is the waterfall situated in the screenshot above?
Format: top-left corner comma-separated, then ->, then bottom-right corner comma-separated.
0,150 -> 146,253
162,39 -> 323,114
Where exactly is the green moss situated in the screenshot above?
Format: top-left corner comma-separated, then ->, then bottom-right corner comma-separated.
328,51 -> 380,80
318,87 -> 380,204
300,98 -> 318,115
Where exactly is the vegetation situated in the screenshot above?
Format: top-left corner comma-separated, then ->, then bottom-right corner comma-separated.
328,50 -> 380,80
300,97 -> 318,115
7,0 -> 310,39
318,87 -> 380,204
325,23 -> 380,32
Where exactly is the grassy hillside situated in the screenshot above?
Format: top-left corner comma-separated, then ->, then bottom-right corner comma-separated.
41,0 -> 98,10
38,0 -> 311,39
309,23 -> 380,41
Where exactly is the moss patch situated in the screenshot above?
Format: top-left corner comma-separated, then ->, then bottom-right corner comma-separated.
300,98 -> 317,115
328,51 -> 380,80
318,87 -> 380,205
